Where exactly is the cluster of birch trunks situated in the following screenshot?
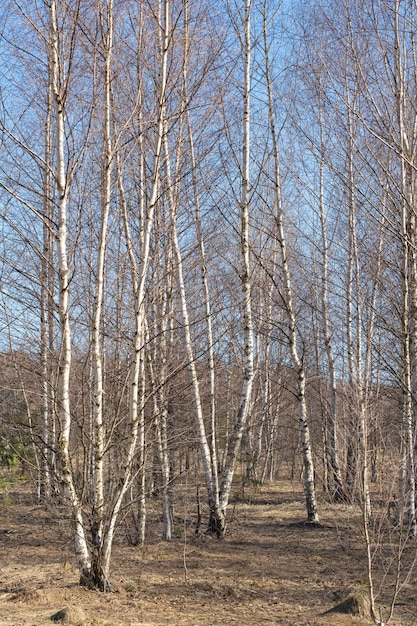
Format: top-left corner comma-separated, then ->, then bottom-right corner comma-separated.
0,0 -> 416,600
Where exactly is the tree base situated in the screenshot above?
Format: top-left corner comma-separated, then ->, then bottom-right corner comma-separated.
79,566 -> 113,592
207,508 -> 226,538
325,592 -> 371,618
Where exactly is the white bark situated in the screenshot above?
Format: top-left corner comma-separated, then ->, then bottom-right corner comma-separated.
394,0 -> 416,534
117,146 -> 147,545
50,0 -> 91,581
100,0 -> 170,577
161,78 -> 220,525
256,297 -> 273,480
146,205 -> 174,541
263,1 -> 318,523
40,48 -> 53,500
151,290 -> 174,541
181,0 -> 222,532
170,177 -> 218,517
115,33 -> 147,540
317,94 -> 344,501
340,33 -> 373,518
89,0 -> 113,587
219,0 -> 254,519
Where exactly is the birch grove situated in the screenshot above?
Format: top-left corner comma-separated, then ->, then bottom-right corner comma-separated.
2,0 -> 417,603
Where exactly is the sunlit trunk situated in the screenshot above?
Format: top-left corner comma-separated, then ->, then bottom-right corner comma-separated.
263,1 -> 318,523
218,0 -> 255,533
50,0 -> 91,582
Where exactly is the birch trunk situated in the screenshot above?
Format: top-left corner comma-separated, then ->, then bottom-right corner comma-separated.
394,0 -> 416,534
98,0 -> 171,579
346,71 -> 371,519
89,0 -> 113,589
49,0 -> 91,582
317,97 -> 344,502
218,0 -> 254,529
148,218 -> 174,541
117,147 -> 147,545
163,115 -> 219,533
40,51 -> 54,501
263,2 -> 318,522
345,165 -> 357,502
182,0 -> 221,534
115,32 -> 147,540
256,298 -> 273,482
135,32 -> 147,548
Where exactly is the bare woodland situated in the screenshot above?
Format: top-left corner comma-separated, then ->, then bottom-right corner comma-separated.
1,0 -> 417,624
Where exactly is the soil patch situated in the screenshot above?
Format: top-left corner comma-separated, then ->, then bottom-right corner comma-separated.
0,481 -> 416,625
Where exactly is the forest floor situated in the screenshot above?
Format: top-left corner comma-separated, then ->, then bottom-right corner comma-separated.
0,476 -> 416,626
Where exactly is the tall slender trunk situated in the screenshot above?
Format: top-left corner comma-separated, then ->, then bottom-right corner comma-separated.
182,0 -> 221,533
117,148 -> 147,545
148,213 -> 174,541
90,0 -> 113,588
163,120 -> 218,533
394,0 -> 416,534
50,0 -> 91,583
394,0 -> 417,535
256,297 -> 273,482
347,76 -> 371,519
263,2 -> 318,522
136,43 -> 147,550
99,0 -> 171,579
40,53 -> 54,501
317,95 -> 344,501
115,30 -> 147,540
218,0 -> 254,528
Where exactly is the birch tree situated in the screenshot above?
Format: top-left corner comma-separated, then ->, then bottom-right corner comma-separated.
317,97 -> 344,502
291,42 -> 345,500
21,0 -> 173,589
215,0 -> 254,533
40,43 -> 54,500
183,0 -> 221,529
393,0 -> 417,536
94,0 -> 171,582
48,0 -> 92,586
262,2 -> 319,522
89,0 -> 113,583
151,0 -> 255,537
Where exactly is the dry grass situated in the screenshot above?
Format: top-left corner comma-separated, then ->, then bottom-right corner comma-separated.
0,478 -> 416,625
